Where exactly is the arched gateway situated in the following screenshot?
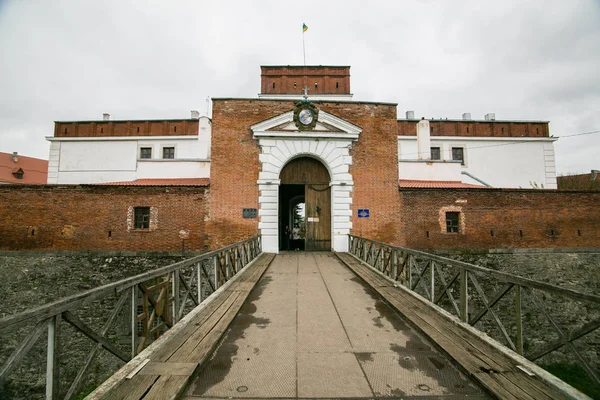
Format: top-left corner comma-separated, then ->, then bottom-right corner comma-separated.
251,105 -> 362,253
279,157 -> 331,251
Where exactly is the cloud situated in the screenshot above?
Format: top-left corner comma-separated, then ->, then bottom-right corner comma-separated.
0,0 -> 598,174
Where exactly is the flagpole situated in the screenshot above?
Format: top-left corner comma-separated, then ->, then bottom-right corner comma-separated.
302,28 -> 306,66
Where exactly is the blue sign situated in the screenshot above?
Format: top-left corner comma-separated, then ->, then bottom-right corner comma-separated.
358,209 -> 370,218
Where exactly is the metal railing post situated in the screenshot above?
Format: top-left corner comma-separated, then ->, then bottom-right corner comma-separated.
408,255 -> 413,290
131,286 -> 137,358
172,270 -> 180,324
46,315 -> 59,400
460,267 -> 468,323
197,262 -> 202,304
515,284 -> 524,355
214,255 -> 219,290
430,261 -> 435,302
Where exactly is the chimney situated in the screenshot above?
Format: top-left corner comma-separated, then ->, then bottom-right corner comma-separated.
190,110 -> 200,119
462,113 -> 471,120
484,113 -> 496,121
416,118 -> 431,160
406,110 -> 415,119
12,152 -> 18,162
103,113 -> 110,121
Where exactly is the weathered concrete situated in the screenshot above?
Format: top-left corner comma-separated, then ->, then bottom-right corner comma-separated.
185,252 -> 490,399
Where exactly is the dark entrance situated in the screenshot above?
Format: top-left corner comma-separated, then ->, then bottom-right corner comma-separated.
279,157 -> 331,251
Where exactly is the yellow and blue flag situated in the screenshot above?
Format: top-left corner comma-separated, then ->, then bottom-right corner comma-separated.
302,23 -> 308,32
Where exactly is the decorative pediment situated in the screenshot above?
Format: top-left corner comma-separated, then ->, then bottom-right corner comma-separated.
251,109 -> 362,140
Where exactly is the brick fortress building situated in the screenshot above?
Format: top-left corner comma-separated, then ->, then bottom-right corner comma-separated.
1,66 -> 598,252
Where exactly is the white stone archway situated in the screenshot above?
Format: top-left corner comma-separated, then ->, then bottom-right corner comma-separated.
251,109 -> 362,253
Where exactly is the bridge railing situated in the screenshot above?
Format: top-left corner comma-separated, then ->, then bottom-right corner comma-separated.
0,236 -> 261,400
348,235 -> 600,389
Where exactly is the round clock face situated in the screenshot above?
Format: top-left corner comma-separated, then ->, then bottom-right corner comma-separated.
298,109 -> 314,126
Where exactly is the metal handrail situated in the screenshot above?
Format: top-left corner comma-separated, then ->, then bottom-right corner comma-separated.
348,235 -> 600,390
0,235 -> 261,400
0,237 -> 260,331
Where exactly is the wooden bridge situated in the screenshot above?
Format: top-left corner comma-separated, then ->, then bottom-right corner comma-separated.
0,236 -> 598,399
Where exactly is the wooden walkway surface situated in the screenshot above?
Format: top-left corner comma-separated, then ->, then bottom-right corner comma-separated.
94,253 -> 275,400
336,252 -> 576,400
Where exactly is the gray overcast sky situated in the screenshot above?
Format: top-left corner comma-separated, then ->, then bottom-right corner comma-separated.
0,0 -> 598,175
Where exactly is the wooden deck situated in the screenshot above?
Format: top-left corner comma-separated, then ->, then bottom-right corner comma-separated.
335,252 -> 577,400
93,253 -> 275,400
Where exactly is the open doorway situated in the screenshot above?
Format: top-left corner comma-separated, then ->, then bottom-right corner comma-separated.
279,157 -> 331,251
279,185 -> 305,250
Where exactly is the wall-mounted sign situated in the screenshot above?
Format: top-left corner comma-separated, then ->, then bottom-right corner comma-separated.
358,209 -> 370,218
242,208 -> 257,219
307,217 -> 320,222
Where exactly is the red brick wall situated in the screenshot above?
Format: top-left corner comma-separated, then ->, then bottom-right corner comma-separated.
398,188 -> 600,250
0,185 -> 209,252
397,120 -> 549,138
318,103 -> 401,245
261,66 -> 351,95
208,100 -> 292,248
54,120 -> 199,138
208,99 -> 402,248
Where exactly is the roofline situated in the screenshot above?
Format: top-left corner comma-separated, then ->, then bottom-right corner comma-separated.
211,97 -> 397,106
260,65 -> 351,68
398,119 -> 550,124
54,118 -> 204,124
398,187 -> 600,194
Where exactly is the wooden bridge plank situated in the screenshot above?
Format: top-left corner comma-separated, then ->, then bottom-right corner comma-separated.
104,374 -> 159,400
99,252 -> 274,400
142,375 -> 188,400
337,253 -> 572,400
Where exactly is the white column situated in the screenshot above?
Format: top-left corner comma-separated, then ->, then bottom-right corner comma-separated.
258,180 -> 280,253
417,119 -> 431,160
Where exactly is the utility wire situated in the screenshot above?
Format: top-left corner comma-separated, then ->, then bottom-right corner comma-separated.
399,129 -> 600,158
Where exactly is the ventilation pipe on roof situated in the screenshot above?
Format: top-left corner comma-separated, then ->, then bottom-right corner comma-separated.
12,152 -> 18,162
406,111 -> 415,119
462,113 -> 471,120
191,110 -> 200,119
484,113 -> 496,121
103,113 -> 110,121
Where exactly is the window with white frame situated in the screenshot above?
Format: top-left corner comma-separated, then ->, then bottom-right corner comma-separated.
139,147 -> 152,159
452,147 -> 464,165
162,147 -> 175,159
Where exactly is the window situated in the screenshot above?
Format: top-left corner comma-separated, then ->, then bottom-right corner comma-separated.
134,207 -> 150,230
162,147 -> 175,159
314,82 -> 318,90
139,147 -> 152,159
294,82 -> 297,89
431,147 -> 441,160
272,82 -> 275,89
446,212 -> 460,233
452,147 -> 464,164
336,82 -> 339,89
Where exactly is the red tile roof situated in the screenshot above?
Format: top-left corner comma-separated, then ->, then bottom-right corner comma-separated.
100,178 -> 210,186
0,152 -> 48,184
399,179 -> 488,189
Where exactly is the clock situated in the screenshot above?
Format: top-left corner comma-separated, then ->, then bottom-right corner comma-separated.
298,109 -> 314,126
293,101 -> 318,130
